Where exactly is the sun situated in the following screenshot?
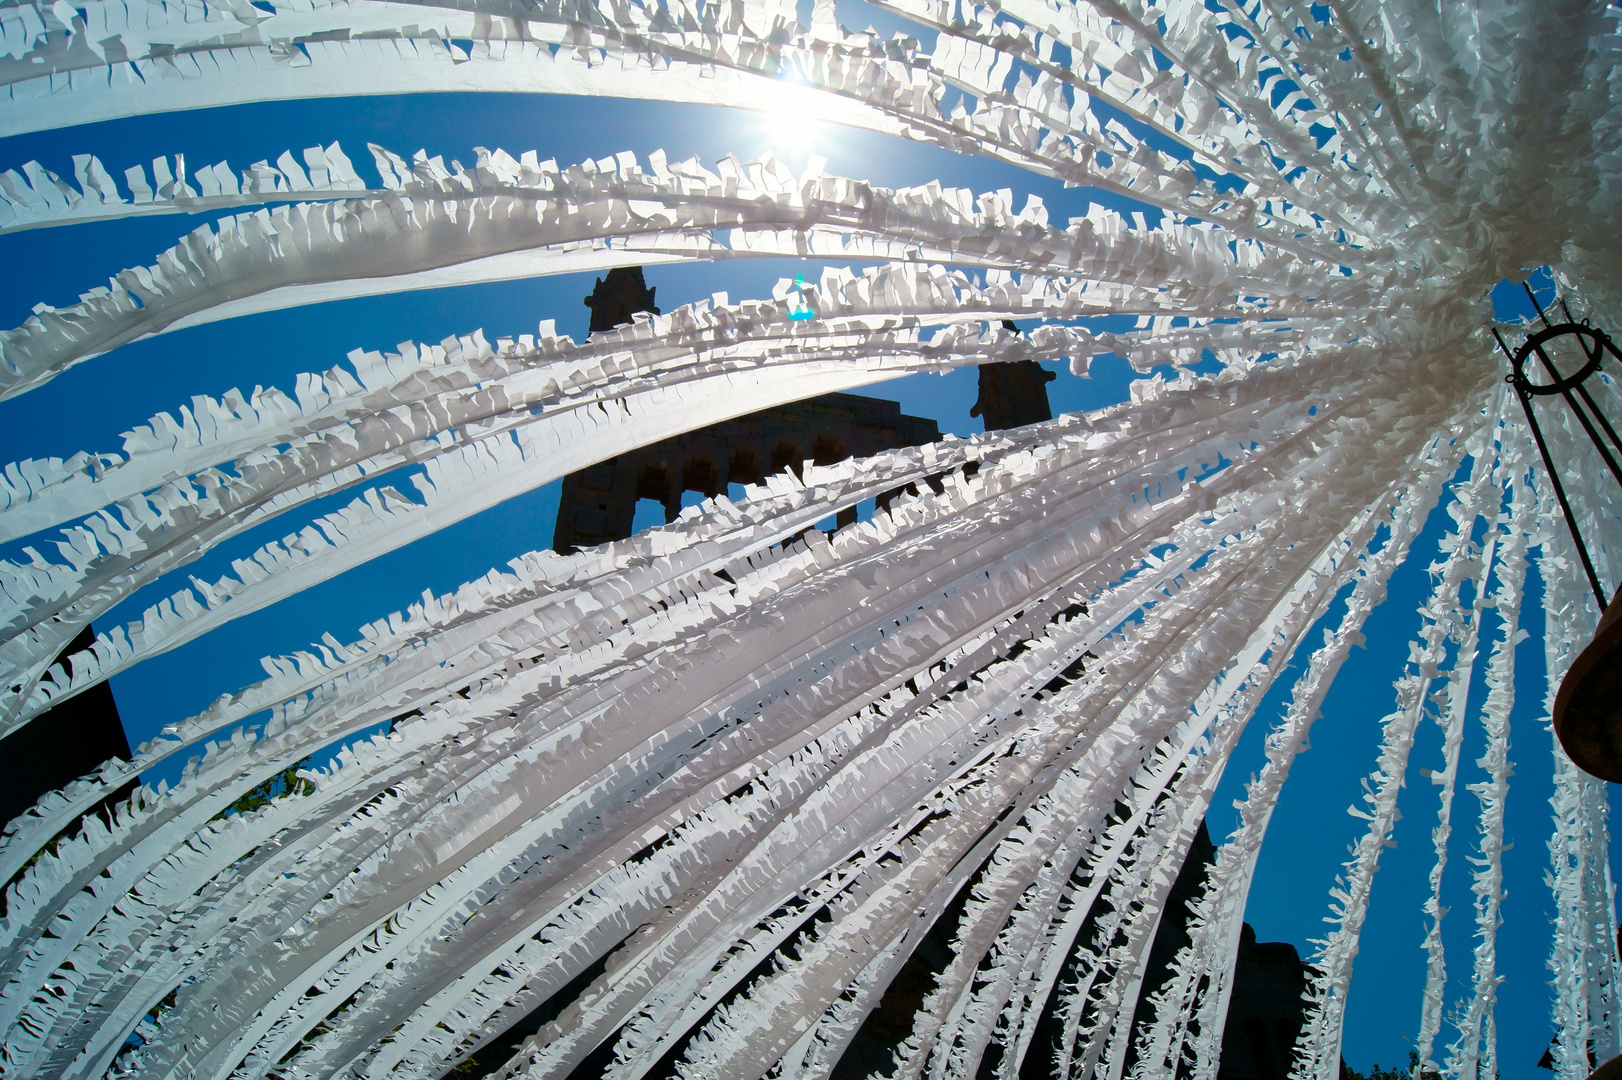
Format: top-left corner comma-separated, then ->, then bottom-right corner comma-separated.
758,76 -> 829,155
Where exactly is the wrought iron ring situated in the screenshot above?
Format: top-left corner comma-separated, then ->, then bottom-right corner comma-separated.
1505,322 -> 1618,395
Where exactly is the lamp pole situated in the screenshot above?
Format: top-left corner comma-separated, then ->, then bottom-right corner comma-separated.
1495,287 -> 1622,781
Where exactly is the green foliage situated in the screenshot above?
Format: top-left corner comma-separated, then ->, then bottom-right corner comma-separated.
1342,1050 -> 1439,1080
218,759 -> 315,819
146,987 -> 178,1025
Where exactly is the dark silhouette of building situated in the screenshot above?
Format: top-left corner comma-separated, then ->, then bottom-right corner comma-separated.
1216,924 -> 1315,1080
830,883 -> 972,1079
1119,822 -> 1221,1070
0,627 -> 136,837
551,394 -> 941,552
971,361 -> 1057,430
823,819 -> 1314,1080
1117,821 -> 1318,1080
971,321 -> 1057,431
557,267 -> 943,553
583,267 -> 659,334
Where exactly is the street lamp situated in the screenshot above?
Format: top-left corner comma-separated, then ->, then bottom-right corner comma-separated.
1495,287 -> 1622,781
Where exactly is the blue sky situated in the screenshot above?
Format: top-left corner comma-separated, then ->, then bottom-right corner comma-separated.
0,44 -> 1595,1080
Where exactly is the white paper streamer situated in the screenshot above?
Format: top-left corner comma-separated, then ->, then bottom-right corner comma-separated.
0,0 -> 1617,1077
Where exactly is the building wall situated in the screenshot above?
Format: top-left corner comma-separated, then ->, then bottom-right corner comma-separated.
552,392 -> 941,552
0,626 -> 135,832
1119,821 -> 1318,1080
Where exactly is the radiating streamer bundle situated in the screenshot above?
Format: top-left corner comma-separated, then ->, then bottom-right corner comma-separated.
0,1 -> 1619,1079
